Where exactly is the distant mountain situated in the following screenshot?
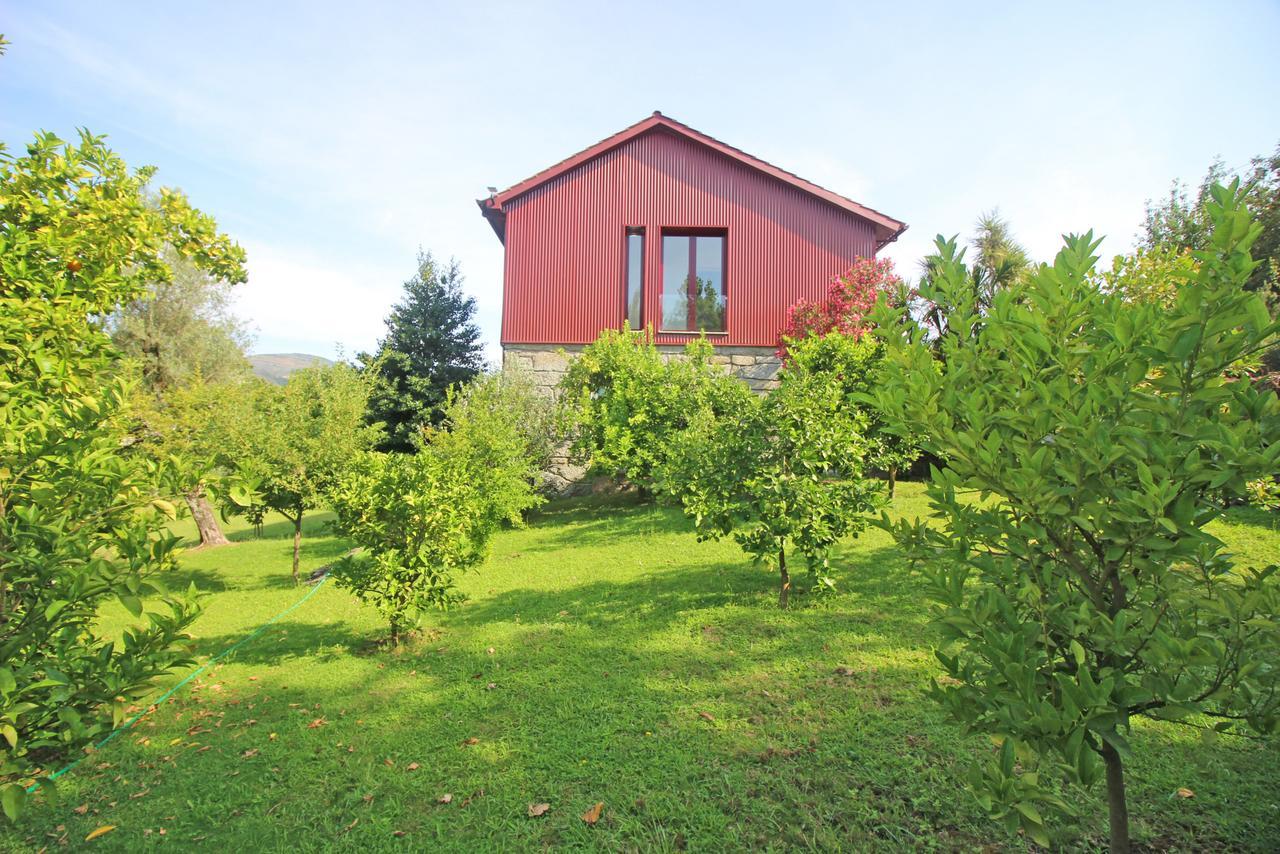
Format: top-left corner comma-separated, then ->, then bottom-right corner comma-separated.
249,353 -> 335,385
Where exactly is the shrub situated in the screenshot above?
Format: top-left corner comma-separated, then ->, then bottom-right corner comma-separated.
560,325 -> 752,492
662,362 -> 883,607
868,182 -> 1280,851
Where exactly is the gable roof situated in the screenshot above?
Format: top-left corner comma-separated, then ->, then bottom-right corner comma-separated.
477,112 -> 907,249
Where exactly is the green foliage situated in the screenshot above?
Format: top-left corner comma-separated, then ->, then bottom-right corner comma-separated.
869,182 -> 1280,850
561,326 -> 753,491
222,364 -> 379,581
429,369 -> 557,510
0,129 -> 245,817
359,253 -> 484,452
917,210 -> 1031,345
330,373 -> 543,641
1142,144 -> 1280,311
783,332 -> 924,493
1101,243 -> 1199,308
109,246 -> 252,392
662,363 -> 883,607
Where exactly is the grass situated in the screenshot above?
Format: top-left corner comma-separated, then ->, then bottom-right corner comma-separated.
3,482 -> 1278,851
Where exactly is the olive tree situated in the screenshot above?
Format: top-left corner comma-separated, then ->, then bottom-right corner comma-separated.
662,365 -> 882,607
869,182 -> 1280,851
0,129 -> 245,818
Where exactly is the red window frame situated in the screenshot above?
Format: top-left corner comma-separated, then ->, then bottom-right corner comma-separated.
659,228 -> 728,334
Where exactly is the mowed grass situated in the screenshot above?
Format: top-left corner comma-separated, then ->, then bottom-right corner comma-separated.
4,483 -> 1278,851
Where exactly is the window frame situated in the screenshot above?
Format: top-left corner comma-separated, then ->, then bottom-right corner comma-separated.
623,226 -> 645,331
657,227 -> 729,335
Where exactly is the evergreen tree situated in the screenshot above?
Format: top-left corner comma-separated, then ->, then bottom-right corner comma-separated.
360,252 -> 484,452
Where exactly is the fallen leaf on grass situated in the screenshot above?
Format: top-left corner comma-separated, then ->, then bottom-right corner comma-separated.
393,830 -> 406,837
486,647 -> 495,655
307,718 -> 327,729
85,825 -> 116,842
129,788 -> 150,800
73,804 -> 89,815
405,762 -> 420,772
834,666 -> 857,677
527,802 -> 550,817
485,683 -> 497,691
437,793 -> 453,804
461,737 -> 479,746
269,733 -> 278,741
383,758 -> 395,767
581,802 -> 604,825
338,817 -> 358,835
698,711 -> 715,722
1176,787 -> 1195,798
242,749 -> 259,758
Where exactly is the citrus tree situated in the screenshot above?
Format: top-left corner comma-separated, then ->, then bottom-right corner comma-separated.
783,332 -> 924,497
222,364 -> 379,583
662,364 -> 882,607
0,129 -> 245,818
868,182 -> 1280,851
329,374 -> 544,642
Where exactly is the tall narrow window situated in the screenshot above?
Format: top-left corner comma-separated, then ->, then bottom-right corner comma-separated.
661,231 -> 726,332
625,228 -> 644,330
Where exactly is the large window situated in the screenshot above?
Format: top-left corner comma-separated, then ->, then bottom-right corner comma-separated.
660,231 -> 726,333
625,228 -> 644,330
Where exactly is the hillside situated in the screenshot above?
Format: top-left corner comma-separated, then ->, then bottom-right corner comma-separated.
248,352 -> 335,385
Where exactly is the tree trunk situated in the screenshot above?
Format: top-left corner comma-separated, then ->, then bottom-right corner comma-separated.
185,487 -> 230,548
887,467 -> 898,499
778,547 -> 790,609
1101,740 -> 1131,854
292,514 -> 303,585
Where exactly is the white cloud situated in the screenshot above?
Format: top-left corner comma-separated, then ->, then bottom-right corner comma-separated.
233,240 -> 402,359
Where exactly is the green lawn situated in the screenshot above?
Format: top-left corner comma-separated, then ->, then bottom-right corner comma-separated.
4,483 -> 1278,851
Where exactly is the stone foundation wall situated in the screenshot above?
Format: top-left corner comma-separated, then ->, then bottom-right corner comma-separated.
502,342 -> 782,395
503,342 -> 782,495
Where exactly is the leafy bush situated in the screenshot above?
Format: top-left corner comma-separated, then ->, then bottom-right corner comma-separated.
0,130 -> 245,818
560,326 -> 752,491
869,182 -> 1280,851
783,332 -> 924,495
330,372 -> 544,642
661,362 -> 882,607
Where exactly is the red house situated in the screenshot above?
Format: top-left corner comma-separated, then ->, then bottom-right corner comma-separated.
479,112 -> 906,392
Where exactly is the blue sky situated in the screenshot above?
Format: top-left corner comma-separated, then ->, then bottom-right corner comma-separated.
4,1 -> 1279,363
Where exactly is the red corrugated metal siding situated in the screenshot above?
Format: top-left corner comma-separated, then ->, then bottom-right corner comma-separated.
501,127 -> 878,347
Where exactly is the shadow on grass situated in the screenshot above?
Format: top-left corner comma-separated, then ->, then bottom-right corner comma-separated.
191,618 -> 374,664
226,512 -> 337,543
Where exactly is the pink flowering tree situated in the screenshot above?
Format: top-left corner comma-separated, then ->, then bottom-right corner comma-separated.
776,257 -> 905,358
776,257 -> 922,495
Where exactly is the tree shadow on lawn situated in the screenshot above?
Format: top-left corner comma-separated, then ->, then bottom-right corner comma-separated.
225,511 -> 337,544
189,618 -> 378,665
514,496 -> 690,553
28,544 -> 1279,852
